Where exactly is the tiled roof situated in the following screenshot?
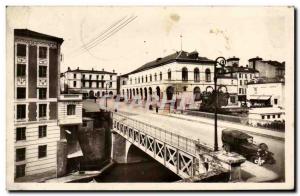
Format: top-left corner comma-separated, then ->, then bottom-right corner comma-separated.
127,50 -> 214,75
14,29 -> 64,44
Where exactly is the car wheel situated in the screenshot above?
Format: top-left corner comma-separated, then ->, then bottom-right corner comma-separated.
259,143 -> 268,151
250,156 -> 258,163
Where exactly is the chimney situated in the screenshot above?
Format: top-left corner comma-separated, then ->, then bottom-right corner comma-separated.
113,69 -> 115,73
92,68 -> 94,71
67,67 -> 71,71
102,68 -> 104,71
77,67 -> 79,70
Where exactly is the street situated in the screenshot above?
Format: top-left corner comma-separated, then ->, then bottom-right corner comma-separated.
103,99 -> 285,182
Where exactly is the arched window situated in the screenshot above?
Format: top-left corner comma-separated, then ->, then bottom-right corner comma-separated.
160,72 -> 162,80
154,73 -> 157,81
135,77 -> 137,84
194,68 -> 200,82
142,76 -> 144,83
138,77 -> 140,83
194,87 -> 201,101
150,74 -> 152,82
205,68 -> 211,82
130,78 -> 132,84
168,69 -> 172,80
182,67 -> 188,81
145,75 -> 148,82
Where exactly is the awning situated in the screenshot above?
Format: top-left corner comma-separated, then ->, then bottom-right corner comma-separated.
67,150 -> 83,159
249,95 -> 271,100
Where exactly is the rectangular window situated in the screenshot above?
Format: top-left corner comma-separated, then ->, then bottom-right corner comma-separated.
273,115 -> 276,119
39,47 -> 47,58
73,81 -> 77,87
250,74 -> 253,79
245,74 -> 247,79
239,88 -> 242,94
89,75 -> 92,80
73,74 -> 76,79
274,99 -> 278,105
83,74 -> 85,79
278,114 -> 281,118
17,64 -> 26,76
39,104 -> 47,118
230,96 -> 236,103
267,115 -> 270,119
17,44 -> 26,57
109,82 -> 112,88
16,148 -> 26,162
38,125 -> 47,138
39,88 -> 47,99
96,82 -> 99,88
110,75 -> 113,80
16,164 -> 26,178
67,105 -> 76,115
16,127 -> 26,141
239,73 -> 242,78
240,80 -> 242,85
38,145 -> 47,158
16,105 -> 26,119
262,115 -> 265,119
39,66 -> 47,77
97,75 -> 99,80
89,82 -> 92,88
17,88 -> 26,99
101,82 -> 104,88
101,75 -> 104,80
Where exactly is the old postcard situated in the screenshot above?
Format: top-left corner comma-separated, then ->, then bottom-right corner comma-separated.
6,6 -> 294,190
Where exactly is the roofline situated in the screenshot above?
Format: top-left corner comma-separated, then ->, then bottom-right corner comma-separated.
65,69 -> 117,75
14,29 -> 64,44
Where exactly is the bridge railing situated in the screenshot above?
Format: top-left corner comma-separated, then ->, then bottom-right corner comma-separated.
113,112 -> 212,155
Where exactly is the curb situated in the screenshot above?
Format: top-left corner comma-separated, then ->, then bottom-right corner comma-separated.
161,113 -> 285,141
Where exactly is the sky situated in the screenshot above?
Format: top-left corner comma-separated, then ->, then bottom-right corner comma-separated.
7,6 -> 293,75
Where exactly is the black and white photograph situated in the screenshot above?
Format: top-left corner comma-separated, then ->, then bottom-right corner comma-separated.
5,6 -> 295,191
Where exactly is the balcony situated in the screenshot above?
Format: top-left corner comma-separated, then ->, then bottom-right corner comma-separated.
58,94 -> 83,125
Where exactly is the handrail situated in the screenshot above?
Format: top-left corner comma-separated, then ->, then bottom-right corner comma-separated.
113,112 -> 213,155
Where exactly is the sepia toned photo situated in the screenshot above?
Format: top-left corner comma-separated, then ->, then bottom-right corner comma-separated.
6,6 -> 295,191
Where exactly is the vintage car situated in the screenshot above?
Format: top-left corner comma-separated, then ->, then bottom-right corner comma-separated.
221,129 -> 276,165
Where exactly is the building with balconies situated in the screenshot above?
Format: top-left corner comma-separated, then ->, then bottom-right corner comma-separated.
13,29 -> 64,181
61,67 -> 117,99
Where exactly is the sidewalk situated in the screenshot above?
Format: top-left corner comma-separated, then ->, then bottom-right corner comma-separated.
164,113 -> 284,140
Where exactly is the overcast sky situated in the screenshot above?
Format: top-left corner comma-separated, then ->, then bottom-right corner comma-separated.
7,6 -> 293,75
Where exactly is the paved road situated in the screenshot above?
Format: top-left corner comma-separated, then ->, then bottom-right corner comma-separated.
103,99 -> 285,182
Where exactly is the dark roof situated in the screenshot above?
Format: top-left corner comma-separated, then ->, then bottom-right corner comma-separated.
65,68 -> 117,75
127,50 -> 214,75
225,66 -> 259,73
222,129 -> 253,139
261,60 -> 285,69
248,57 -> 263,62
14,29 -> 64,44
227,57 -> 240,61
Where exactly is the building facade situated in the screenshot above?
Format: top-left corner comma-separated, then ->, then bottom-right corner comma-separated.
13,29 -> 83,181
247,78 -> 285,125
120,51 -> 238,109
248,57 -> 285,79
62,67 -> 117,98
223,57 -> 259,106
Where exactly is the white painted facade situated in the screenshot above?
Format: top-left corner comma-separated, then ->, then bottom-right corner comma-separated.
62,68 -> 117,98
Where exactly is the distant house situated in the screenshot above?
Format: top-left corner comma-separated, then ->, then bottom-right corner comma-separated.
248,57 -> 285,79
62,67 -> 117,98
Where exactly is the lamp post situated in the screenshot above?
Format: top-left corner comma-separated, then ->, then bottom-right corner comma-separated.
213,57 -> 226,151
105,81 -> 111,111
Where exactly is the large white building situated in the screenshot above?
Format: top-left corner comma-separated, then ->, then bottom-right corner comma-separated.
61,67 -> 117,98
120,50 -> 238,109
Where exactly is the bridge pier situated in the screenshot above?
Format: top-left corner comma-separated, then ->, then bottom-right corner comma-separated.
111,131 -> 149,164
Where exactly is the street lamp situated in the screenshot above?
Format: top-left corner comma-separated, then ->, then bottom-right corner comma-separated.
213,57 -> 227,151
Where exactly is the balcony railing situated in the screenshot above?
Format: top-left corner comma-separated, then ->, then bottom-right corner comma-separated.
59,94 -> 82,101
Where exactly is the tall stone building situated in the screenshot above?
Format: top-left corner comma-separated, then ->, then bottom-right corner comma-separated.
13,29 -> 82,181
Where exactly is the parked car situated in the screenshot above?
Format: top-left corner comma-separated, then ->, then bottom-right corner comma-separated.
221,129 -> 276,165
